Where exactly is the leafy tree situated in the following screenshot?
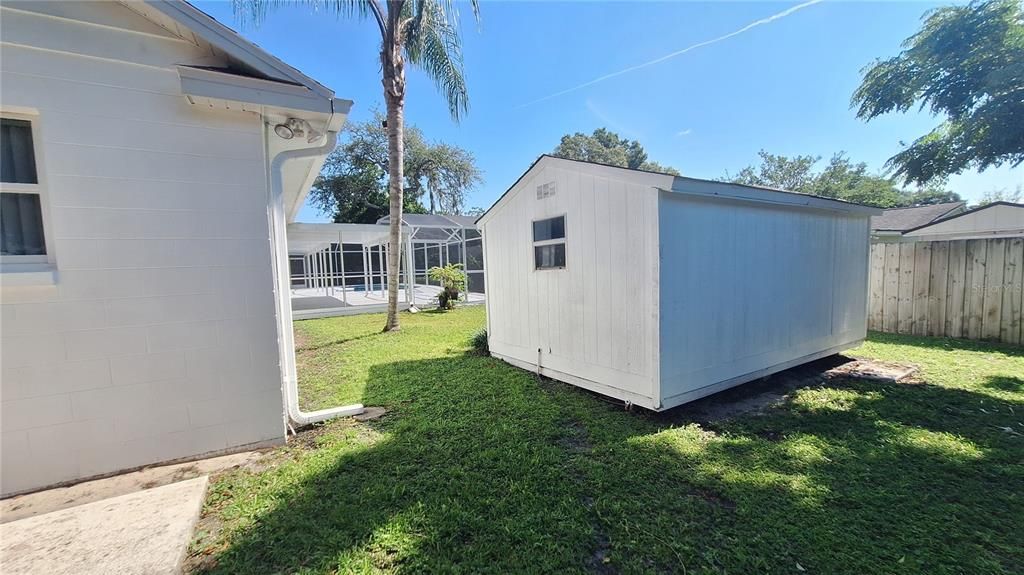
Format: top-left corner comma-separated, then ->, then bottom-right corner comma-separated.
977,185 -> 1023,206
727,150 -> 819,192
725,150 -> 962,208
900,179 -> 963,207
235,0 -> 480,332
851,0 -> 1024,185
552,128 -> 680,175
310,115 -> 481,223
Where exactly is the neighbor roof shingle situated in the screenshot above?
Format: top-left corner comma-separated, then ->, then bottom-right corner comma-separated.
871,201 -> 965,232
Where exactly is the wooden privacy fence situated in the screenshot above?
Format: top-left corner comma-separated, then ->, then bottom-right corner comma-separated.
868,238 -> 1023,345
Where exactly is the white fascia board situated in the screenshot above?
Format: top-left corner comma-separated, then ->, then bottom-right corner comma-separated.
871,230 -> 904,240
144,0 -> 335,99
668,177 -> 883,216
178,65 -> 347,115
899,229 -> 1024,242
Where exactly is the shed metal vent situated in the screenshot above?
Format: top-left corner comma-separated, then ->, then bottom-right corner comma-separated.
536,182 -> 557,200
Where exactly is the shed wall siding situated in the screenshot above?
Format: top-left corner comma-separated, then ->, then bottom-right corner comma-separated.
483,163 -> 660,404
0,3 -> 284,495
658,193 -> 870,406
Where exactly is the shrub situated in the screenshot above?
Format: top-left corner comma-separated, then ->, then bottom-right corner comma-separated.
470,328 -> 488,354
428,263 -> 467,310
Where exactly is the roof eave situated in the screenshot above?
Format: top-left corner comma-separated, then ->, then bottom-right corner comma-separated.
144,0 -> 335,99
667,178 -> 883,216
178,65 -> 346,115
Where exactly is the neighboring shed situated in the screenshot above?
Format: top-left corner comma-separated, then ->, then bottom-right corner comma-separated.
477,156 -> 880,411
0,1 -> 353,496
902,201 -> 1023,241
871,201 -> 965,239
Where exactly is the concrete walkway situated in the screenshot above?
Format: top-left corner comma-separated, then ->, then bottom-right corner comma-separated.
0,477 -> 208,575
2,451 -> 261,524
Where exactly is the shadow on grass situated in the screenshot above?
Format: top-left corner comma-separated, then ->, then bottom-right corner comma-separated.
296,329 -> 385,351
986,375 -> 1024,392
197,348 -> 1024,574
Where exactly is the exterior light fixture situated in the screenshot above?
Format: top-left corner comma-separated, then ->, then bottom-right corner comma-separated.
274,123 -> 294,139
274,118 -> 324,143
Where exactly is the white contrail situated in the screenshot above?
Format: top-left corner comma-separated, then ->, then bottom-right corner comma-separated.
518,0 -> 824,108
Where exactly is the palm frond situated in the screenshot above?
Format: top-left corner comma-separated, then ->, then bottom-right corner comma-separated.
232,0 -> 386,36
403,0 -> 478,121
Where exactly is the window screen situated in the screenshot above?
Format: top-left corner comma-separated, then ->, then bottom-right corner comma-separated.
533,216 -> 565,242
1,193 -> 46,255
534,244 -> 566,269
532,215 -> 566,270
1,119 -> 38,184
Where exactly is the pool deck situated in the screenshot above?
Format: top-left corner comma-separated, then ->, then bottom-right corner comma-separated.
291,284 -> 484,319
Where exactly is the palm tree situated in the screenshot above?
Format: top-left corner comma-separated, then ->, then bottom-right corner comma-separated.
234,0 -> 479,331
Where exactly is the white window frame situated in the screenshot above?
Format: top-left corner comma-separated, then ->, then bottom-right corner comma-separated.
1,109 -> 55,269
532,214 -> 566,271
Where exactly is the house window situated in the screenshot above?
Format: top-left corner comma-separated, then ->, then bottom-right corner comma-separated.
533,215 -> 566,270
1,116 -> 48,261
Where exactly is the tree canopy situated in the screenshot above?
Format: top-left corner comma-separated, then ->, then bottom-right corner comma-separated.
234,0 -> 480,331
851,0 -> 1024,185
552,128 -> 680,175
310,114 -> 483,223
977,185 -> 1023,206
725,150 -> 962,208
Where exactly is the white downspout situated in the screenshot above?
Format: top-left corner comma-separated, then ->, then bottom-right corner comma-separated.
269,131 -> 365,426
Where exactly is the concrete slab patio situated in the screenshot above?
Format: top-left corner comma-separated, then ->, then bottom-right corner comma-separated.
0,477 -> 208,575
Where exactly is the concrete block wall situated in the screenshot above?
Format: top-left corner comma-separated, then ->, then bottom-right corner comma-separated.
0,2 -> 286,495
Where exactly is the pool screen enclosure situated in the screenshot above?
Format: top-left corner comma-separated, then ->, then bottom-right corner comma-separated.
286,215 -> 485,318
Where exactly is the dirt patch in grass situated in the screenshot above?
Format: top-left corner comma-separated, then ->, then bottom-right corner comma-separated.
557,420 -> 616,574
659,355 -> 919,425
691,487 -> 737,511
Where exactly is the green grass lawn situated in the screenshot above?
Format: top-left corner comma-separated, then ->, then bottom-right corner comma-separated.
189,306 -> 1023,574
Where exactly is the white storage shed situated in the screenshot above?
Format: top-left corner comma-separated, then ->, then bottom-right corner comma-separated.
477,156 -> 881,411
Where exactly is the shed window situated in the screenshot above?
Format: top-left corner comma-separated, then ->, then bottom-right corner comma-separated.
533,216 -> 566,270
533,216 -> 565,242
1,116 -> 49,261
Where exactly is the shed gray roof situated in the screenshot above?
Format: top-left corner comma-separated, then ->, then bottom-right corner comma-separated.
871,201 -> 965,232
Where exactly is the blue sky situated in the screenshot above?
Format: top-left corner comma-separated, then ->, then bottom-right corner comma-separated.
197,0 -> 1022,222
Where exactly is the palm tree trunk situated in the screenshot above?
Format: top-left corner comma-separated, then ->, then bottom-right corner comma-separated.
382,29 -> 405,332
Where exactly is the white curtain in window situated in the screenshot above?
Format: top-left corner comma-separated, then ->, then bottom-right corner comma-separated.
0,193 -> 46,255
1,119 -> 38,184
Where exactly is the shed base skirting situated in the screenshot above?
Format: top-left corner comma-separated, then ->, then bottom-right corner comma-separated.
658,339 -> 863,411
490,352 -> 660,411
492,340 -> 861,412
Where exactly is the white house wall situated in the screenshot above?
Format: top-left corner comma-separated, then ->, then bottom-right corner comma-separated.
658,193 -> 870,407
482,161 -> 661,407
1,3 -> 285,495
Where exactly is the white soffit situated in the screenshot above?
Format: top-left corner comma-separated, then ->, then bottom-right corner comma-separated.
177,65 -> 353,116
